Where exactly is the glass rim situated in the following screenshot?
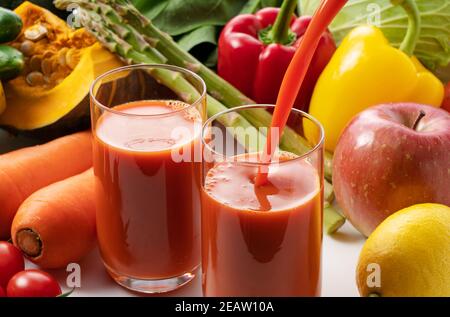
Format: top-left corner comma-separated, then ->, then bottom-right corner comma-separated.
201,104 -> 325,166
89,63 -> 207,118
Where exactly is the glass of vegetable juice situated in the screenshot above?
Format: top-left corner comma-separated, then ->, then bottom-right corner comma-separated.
90,64 -> 206,293
201,105 -> 324,296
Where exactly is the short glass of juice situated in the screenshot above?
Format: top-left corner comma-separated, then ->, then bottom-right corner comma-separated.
90,64 -> 206,293
201,105 -> 324,296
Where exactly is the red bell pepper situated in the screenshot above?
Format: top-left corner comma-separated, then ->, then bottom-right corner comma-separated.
218,0 -> 336,111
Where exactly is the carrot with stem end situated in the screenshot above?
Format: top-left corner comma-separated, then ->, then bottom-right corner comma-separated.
255,0 -> 348,186
0,131 -> 92,239
11,169 -> 96,269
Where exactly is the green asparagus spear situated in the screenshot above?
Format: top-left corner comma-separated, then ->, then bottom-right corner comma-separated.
324,202 -> 346,235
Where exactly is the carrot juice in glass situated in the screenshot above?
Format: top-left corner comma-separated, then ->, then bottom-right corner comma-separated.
90,65 -> 206,293
201,105 -> 324,296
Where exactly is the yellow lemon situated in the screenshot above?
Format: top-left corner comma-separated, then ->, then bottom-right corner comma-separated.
0,82 -> 5,115
356,203 -> 450,297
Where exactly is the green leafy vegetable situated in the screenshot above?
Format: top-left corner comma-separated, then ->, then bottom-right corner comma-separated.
131,0 -> 246,67
178,25 -> 217,52
300,0 -> 450,70
131,0 -> 169,20
133,0 -> 246,36
205,47 -> 219,68
241,0 -> 262,14
262,0 -> 284,7
131,0 -> 284,67
178,25 -> 218,66
241,0 -> 284,14
434,63 -> 450,83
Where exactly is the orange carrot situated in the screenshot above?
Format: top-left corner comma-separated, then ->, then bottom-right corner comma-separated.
0,131 -> 92,239
11,169 -> 96,269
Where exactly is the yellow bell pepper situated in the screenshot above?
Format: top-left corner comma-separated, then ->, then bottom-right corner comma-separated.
307,0 -> 444,152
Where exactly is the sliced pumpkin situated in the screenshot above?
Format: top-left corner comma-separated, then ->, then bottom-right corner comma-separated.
0,82 -> 5,114
0,1 -> 122,135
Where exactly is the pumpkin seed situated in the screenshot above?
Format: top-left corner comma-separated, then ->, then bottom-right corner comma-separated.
43,50 -> 53,59
65,49 -> 79,69
50,72 -> 59,81
58,48 -> 68,67
24,24 -> 48,41
26,71 -> 45,86
20,40 -> 35,56
36,38 -> 49,46
51,58 -> 59,71
41,59 -> 53,76
29,56 -> 42,72
21,58 -> 30,75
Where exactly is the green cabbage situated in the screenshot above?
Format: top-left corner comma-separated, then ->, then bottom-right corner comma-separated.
300,0 -> 450,71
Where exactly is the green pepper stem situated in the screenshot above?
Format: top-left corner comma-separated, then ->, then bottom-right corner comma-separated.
391,0 -> 421,56
270,0 -> 298,44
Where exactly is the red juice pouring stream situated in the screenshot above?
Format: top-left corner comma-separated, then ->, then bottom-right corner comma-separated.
255,0 -> 348,186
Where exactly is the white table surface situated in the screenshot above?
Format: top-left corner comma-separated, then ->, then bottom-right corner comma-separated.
1,129 -> 367,297
25,222 -> 366,297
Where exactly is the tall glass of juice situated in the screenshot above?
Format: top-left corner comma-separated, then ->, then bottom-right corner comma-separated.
201,105 -> 324,296
90,64 -> 206,293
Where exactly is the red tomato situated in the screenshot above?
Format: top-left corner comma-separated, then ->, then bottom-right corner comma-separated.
7,270 -> 62,297
442,82 -> 450,112
0,286 -> 5,297
0,241 -> 25,288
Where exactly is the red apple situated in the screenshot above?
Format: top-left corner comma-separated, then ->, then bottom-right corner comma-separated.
333,103 -> 450,236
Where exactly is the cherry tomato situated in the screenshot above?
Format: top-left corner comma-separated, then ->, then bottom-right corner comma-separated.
0,286 -> 5,297
7,270 -> 62,297
0,241 -> 25,288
